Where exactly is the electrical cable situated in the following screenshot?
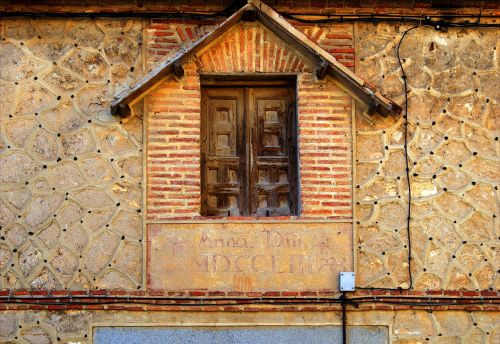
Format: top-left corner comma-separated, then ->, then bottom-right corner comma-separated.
1,297 -> 497,307
355,24 -> 425,292
2,2 -> 500,29
280,13 -> 500,28
353,18 -> 496,292
344,19 -> 495,293
0,302 -> 482,308
0,0 -> 248,19
341,292 -> 348,344
2,12 -> 498,28
279,13 -> 500,19
0,294 -> 498,302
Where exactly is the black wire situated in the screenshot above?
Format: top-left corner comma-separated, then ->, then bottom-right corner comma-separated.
0,295 -> 497,301
395,25 -> 418,291
346,295 -> 500,301
281,13 -> 500,19
2,7 -> 500,29
0,0 -> 247,19
1,299 -> 497,307
0,12 -> 222,19
341,292 -> 348,344
2,294 -> 497,317
2,11 -> 498,19
357,25 -> 425,292
280,13 -> 500,27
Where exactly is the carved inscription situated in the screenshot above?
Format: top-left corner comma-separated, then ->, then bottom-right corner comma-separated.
148,223 -> 352,292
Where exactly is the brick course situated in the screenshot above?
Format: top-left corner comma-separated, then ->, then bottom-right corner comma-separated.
297,23 -> 355,69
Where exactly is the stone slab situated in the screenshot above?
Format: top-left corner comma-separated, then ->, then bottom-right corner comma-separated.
148,222 -> 352,291
93,326 -> 388,344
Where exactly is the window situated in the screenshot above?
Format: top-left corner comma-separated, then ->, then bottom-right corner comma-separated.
201,81 -> 298,217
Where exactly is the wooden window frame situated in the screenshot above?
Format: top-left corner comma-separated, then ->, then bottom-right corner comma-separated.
200,75 -> 299,217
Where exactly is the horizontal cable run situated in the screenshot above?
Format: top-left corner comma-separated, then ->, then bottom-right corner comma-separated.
1,295 -> 499,306
1,11 -> 499,28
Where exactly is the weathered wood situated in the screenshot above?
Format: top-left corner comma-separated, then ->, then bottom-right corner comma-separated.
201,87 -> 246,216
201,80 -> 291,87
241,9 -> 257,22
111,0 -> 402,117
200,75 -> 295,87
111,0 -> 402,114
110,102 -> 131,118
111,3 -> 253,116
316,59 -> 329,80
248,87 -> 297,216
200,73 -> 297,81
201,85 -> 297,217
173,61 -> 184,77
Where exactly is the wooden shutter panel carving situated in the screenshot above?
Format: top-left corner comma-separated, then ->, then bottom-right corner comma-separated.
201,88 -> 246,216
249,87 -> 297,216
201,85 -> 297,217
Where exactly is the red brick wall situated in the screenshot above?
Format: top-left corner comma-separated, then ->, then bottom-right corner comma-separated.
298,74 -> 353,218
147,68 -> 201,220
145,20 -> 215,68
298,23 -> 355,69
146,21 -> 354,220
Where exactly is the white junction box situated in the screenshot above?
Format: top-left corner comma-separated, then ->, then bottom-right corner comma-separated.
339,272 -> 355,292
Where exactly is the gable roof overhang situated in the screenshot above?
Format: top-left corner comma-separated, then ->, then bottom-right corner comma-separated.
110,0 -> 402,117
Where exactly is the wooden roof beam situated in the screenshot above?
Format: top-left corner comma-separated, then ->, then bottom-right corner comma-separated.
110,0 -> 402,117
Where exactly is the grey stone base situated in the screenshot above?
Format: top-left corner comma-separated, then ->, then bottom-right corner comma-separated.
94,325 -> 388,344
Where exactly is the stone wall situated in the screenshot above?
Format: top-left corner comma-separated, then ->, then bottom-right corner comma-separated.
0,18 -> 144,290
0,12 -> 499,344
355,24 -> 499,290
0,309 -> 498,343
1,16 -> 498,294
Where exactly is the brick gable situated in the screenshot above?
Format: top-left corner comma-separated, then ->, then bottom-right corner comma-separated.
146,21 -> 353,220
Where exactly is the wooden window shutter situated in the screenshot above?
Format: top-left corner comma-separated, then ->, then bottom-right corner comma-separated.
201,85 -> 297,217
201,88 -> 246,216
249,87 -> 297,216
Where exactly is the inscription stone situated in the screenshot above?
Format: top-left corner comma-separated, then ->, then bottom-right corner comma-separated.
148,223 -> 352,291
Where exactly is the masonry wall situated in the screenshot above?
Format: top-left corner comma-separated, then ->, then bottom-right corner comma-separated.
0,18 -> 145,290
355,24 -> 499,291
143,21 -> 355,294
0,7 -> 499,344
1,309 -> 498,343
143,19 -> 499,292
145,21 -> 353,220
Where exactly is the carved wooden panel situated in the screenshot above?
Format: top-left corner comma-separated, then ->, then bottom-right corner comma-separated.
208,99 -> 237,156
201,85 -> 297,217
201,88 -> 245,216
249,88 -> 297,216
